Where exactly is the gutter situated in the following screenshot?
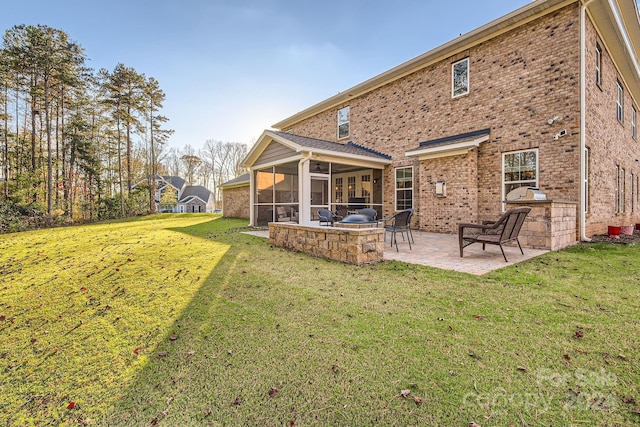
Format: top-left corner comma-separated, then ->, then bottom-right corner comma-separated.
580,0 -> 597,242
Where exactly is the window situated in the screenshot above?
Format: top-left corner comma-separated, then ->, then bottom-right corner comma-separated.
338,106 -> 350,139
452,58 -> 469,97
584,147 -> 590,213
503,150 -> 538,207
347,176 -> 356,199
395,167 -> 413,210
361,174 -> 371,202
621,168 -> 626,213
595,44 -> 602,86
632,173 -> 635,213
617,81 -> 624,122
632,105 -> 637,140
613,165 -> 620,213
335,177 -> 343,203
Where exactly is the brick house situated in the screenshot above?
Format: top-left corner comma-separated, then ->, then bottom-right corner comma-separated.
243,0 -> 640,242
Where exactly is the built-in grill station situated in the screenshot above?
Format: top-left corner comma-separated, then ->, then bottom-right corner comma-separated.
506,186 -> 547,202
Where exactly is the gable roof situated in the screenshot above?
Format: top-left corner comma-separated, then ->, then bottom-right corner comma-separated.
405,128 -> 491,159
272,132 -> 392,160
179,185 -> 212,204
220,173 -> 250,189
273,0 -> 640,130
161,176 -> 186,190
244,130 -> 392,169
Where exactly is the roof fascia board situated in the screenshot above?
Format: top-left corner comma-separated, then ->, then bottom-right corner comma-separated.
312,154 -> 389,169
243,130 -> 302,168
405,135 -> 488,158
273,0 -> 574,130
307,148 -> 392,165
220,181 -> 250,189
250,155 -> 304,171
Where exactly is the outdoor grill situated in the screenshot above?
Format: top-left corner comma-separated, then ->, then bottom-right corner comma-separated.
506,187 -> 547,201
340,214 -> 374,223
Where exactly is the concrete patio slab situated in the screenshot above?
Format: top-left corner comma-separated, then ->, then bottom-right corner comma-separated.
243,228 -> 548,275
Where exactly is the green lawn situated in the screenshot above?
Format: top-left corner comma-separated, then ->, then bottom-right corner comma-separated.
0,215 -> 638,426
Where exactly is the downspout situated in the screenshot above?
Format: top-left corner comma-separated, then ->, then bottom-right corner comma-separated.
299,152 -> 313,225
580,0 -> 597,242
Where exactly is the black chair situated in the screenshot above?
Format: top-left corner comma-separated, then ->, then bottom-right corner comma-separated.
382,210 -> 413,251
358,208 -> 377,221
458,206 -> 531,262
318,208 -> 340,226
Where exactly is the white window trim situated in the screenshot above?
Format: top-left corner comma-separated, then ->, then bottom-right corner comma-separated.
595,44 -> 602,86
337,106 -> 350,140
616,81 -> 624,122
452,58 -> 469,98
615,164 -> 620,213
394,166 -> 414,211
584,147 -> 589,213
502,149 -> 539,211
632,105 -> 637,140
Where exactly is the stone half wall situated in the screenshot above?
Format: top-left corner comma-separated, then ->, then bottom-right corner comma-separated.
222,185 -> 250,219
269,223 -> 384,265
506,200 -> 578,251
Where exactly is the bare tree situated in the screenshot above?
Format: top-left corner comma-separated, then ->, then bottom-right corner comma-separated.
202,139 -> 247,207
179,144 -> 201,183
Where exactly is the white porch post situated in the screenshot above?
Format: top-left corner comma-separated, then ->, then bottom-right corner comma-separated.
249,169 -> 255,226
298,154 -> 312,225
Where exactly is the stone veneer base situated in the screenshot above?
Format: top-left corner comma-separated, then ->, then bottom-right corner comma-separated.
269,222 -> 384,265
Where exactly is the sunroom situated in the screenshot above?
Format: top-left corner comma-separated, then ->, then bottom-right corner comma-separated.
244,131 -> 392,227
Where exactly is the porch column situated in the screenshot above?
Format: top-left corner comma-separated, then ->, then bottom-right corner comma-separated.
249,169 -> 255,226
298,156 -> 311,225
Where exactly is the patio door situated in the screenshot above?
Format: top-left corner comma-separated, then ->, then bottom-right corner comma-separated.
310,175 -> 329,220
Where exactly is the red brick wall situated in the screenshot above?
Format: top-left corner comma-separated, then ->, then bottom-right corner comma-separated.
281,4 -> 637,236
584,16 -> 640,235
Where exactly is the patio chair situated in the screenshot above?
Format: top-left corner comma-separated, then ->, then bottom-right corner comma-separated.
318,208 -> 340,226
276,206 -> 291,222
458,206 -> 531,262
358,208 -> 378,221
382,209 -> 413,251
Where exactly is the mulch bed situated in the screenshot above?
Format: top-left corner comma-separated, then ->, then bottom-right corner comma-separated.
588,228 -> 640,244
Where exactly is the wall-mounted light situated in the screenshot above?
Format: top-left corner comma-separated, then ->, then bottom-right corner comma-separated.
547,115 -> 562,125
553,129 -> 567,140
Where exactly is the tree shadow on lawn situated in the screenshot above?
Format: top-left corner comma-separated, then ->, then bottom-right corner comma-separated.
94,219 -> 443,426
92,219 -> 294,425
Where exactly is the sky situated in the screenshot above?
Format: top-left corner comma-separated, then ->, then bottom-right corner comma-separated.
1,0 -> 547,151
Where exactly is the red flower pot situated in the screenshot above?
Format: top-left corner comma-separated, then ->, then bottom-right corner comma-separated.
608,226 -> 621,238
620,225 -> 634,235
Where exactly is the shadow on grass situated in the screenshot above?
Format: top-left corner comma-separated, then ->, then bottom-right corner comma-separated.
94,217 -> 279,425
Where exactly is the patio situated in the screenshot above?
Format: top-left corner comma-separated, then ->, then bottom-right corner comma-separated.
243,228 -> 547,275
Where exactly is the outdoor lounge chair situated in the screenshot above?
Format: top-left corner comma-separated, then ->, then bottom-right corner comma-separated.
318,208 -> 340,226
358,208 -> 378,221
458,206 -> 531,262
382,209 -> 413,251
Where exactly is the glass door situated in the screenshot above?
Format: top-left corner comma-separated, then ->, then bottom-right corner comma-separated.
310,175 -> 329,220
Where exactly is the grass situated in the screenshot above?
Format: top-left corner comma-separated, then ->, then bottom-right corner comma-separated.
0,214 -> 639,426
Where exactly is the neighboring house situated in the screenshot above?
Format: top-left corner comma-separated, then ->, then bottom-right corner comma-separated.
243,0 -> 640,240
156,176 -> 214,213
220,173 -> 251,219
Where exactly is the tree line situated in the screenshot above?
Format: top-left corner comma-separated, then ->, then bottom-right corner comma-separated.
0,24 -> 173,225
